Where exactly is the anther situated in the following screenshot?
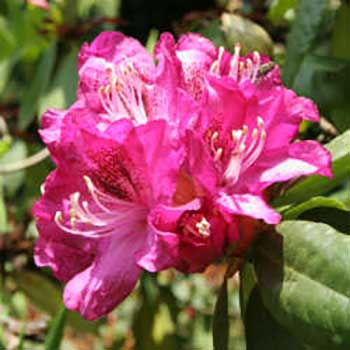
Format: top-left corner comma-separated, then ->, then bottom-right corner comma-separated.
214,148 -> 223,161
257,116 -> 264,128
195,217 -> 210,237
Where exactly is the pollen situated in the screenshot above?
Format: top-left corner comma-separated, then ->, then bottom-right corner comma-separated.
195,217 -> 211,237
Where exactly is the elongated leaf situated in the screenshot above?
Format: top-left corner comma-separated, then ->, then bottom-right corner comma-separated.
213,277 -> 228,350
283,196 -> 347,220
331,3 -> 350,60
273,130 -> 350,206
299,207 -> 350,234
255,221 -> 350,349
39,46 -> 79,118
283,0 -> 328,86
18,42 -> 57,129
45,304 -> 67,350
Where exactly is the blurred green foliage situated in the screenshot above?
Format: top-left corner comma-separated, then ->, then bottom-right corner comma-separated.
0,1 -> 349,349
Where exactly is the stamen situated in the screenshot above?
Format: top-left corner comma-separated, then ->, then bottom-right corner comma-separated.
210,131 -> 219,153
214,147 -> 223,161
195,217 -> 211,237
223,116 -> 267,185
54,176 -> 147,238
98,63 -> 148,124
251,51 -> 261,82
210,46 -> 225,75
229,43 -> 241,80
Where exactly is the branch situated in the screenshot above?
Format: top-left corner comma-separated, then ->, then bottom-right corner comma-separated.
0,148 -> 50,175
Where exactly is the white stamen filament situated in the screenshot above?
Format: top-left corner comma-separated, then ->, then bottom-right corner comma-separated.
210,46 -> 225,75
99,63 -> 148,125
222,117 -> 266,185
54,176 -> 146,238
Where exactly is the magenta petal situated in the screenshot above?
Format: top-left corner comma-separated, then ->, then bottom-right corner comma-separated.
136,225 -> 179,272
217,192 -> 281,224
78,31 -> 153,71
63,232 -> 143,320
258,140 -> 333,184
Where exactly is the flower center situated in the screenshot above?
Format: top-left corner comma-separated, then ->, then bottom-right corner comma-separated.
98,63 -> 148,124
177,210 -> 211,241
55,176 -> 147,238
209,116 -> 266,186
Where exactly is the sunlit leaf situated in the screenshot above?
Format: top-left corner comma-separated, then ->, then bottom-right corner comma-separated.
282,196 -> 347,220
255,221 -> 350,349
268,0 -> 298,24
273,130 -> 350,206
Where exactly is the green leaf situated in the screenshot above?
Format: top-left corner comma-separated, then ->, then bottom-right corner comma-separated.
45,304 -> 67,350
331,3 -> 350,60
273,130 -> 350,206
0,178 -> 7,234
39,46 -> 79,118
254,220 -> 350,349
12,270 -> 99,333
18,42 -> 57,129
298,207 -> 350,234
213,277 -> 228,350
146,29 -> 159,54
221,13 -> 274,56
268,0 -> 298,24
282,0 -> 328,86
241,264 -> 307,350
292,54 -> 350,132
0,140 -> 28,197
283,196 -> 347,220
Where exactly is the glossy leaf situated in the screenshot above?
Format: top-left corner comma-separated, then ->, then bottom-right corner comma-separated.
273,130 -> 350,206
240,260 -> 307,350
283,196 -> 347,220
292,54 -> 350,132
283,0 -> 328,86
255,220 -> 350,349
298,207 -> 350,234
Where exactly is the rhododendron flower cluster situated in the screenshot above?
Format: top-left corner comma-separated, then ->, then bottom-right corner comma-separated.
34,32 -> 332,320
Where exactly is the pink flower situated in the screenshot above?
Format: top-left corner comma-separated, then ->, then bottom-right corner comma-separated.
155,33 -> 332,226
35,116 -> 188,320
34,31 -> 333,320
27,0 -> 49,10
76,32 -> 197,131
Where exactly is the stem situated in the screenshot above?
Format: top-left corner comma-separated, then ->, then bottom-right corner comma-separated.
0,148 -> 49,175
